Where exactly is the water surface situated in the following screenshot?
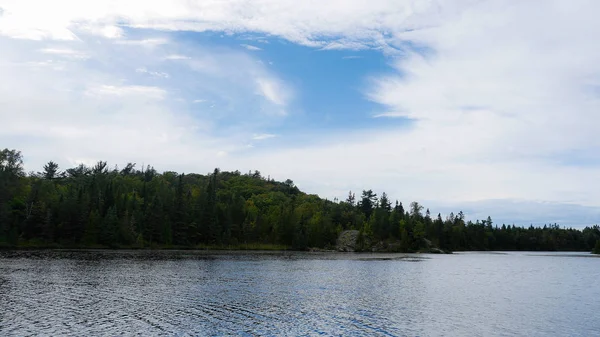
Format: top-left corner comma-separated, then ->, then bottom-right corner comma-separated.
1,250 -> 598,336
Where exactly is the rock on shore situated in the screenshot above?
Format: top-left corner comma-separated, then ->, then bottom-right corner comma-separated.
336,230 -> 360,252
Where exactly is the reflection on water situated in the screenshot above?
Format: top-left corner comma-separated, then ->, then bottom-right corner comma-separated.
0,250 -> 599,336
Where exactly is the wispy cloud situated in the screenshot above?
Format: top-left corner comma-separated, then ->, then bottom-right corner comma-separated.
39,48 -> 89,59
252,133 -> 277,140
115,38 -> 168,47
78,24 -> 124,39
0,0 -> 446,48
85,84 -> 166,99
2,0 -> 600,225
0,27 -> 294,178
136,67 -> 169,78
165,54 -> 191,60
240,44 -> 262,51
255,78 -> 290,107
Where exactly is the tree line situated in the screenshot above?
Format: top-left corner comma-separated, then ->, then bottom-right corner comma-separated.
1,148 -> 599,253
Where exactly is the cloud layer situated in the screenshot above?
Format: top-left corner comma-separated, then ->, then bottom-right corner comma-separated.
1,0 -> 599,226
0,32 -> 290,173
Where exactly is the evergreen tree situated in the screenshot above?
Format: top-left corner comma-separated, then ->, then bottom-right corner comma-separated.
41,161 -> 62,180
346,191 -> 355,206
1,147 -> 598,253
358,190 -> 377,219
100,207 -> 119,246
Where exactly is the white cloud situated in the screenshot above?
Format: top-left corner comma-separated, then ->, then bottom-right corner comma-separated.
1,0 -> 600,225
115,38 -> 168,46
0,46 -> 236,174
173,47 -> 293,118
252,133 -> 277,140
240,44 -> 262,51
85,84 -> 166,99
136,67 -> 169,78
78,24 -> 124,39
40,48 -> 88,59
431,199 -> 600,228
0,0 -> 450,48
165,54 -> 191,60
98,25 -> 123,39
0,27 -> 293,180
255,78 -> 290,107
211,0 -> 599,225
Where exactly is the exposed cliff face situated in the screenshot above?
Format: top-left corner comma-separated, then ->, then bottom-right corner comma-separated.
336,230 -> 451,253
336,230 -> 360,252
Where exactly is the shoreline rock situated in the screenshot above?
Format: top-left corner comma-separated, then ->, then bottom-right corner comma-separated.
336,230 -> 452,254
336,230 -> 360,252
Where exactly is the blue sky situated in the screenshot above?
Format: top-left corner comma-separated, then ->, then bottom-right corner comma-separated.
1,0 -> 600,227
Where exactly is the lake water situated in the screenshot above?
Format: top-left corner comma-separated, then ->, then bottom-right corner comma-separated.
0,250 -> 598,336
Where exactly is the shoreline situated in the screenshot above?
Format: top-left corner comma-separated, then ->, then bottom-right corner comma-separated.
0,245 -> 595,254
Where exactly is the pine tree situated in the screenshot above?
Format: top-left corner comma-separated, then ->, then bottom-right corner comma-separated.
100,207 -> 119,246
593,240 -> 600,254
203,169 -> 220,244
358,190 -> 377,219
173,173 -> 187,245
41,161 -> 61,180
83,210 -> 101,245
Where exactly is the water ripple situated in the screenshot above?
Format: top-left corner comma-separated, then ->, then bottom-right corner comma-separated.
0,250 -> 599,336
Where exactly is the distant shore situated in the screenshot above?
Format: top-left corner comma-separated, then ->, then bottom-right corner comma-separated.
2,242 -> 596,254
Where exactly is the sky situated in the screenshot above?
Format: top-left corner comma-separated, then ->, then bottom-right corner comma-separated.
1,0 -> 599,227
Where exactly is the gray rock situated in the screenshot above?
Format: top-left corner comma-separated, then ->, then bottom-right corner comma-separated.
429,247 -> 451,254
336,230 -> 360,252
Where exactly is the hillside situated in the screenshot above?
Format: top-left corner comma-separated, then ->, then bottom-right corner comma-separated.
1,148 -> 600,252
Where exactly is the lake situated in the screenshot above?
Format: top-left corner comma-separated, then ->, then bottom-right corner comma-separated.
0,250 -> 598,336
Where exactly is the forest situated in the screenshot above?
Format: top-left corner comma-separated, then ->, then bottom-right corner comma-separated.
1,148 -> 600,253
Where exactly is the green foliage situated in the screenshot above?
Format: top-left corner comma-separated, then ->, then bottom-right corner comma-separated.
83,210 -> 101,245
0,148 -> 599,252
593,240 -> 600,254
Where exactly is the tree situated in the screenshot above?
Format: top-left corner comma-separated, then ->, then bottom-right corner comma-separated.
594,240 -> 600,254
120,163 -> 136,176
3,147 -> 599,254
413,221 -> 426,249
66,164 -> 90,178
100,207 -> 119,246
203,169 -> 220,243
41,161 -> 61,180
0,149 -> 25,245
358,190 -> 377,219
92,161 -> 108,175
379,192 -> 391,212
83,210 -> 101,245
410,201 -> 423,219
172,173 -> 187,245
0,149 -> 25,177
346,191 -> 355,206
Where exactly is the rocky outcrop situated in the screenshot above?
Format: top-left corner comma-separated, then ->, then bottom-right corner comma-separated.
428,247 -> 448,254
336,230 -> 451,253
422,238 -> 451,254
336,230 -> 360,252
